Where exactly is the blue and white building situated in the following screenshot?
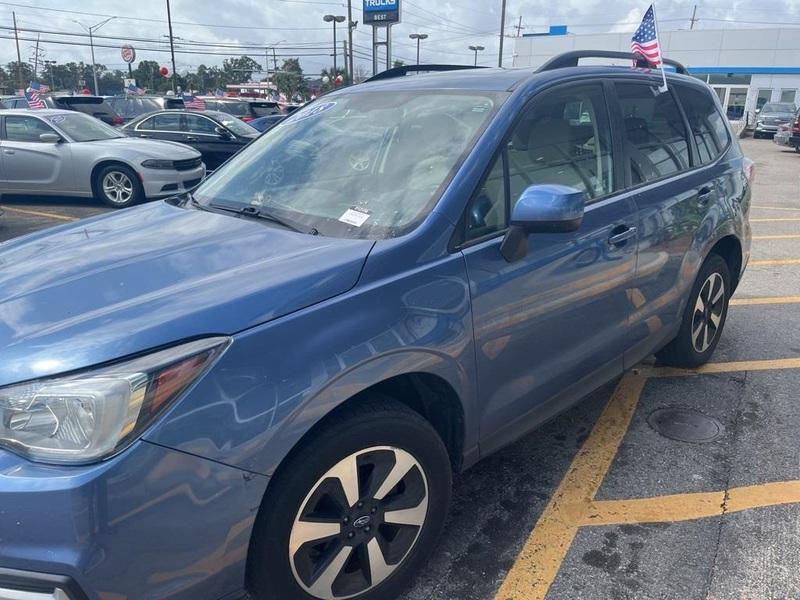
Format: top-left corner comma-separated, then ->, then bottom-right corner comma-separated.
513,26 -> 800,123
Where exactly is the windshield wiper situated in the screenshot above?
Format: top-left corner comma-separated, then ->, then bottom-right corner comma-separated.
208,203 -> 317,235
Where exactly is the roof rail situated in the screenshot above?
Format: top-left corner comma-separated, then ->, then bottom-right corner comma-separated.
537,50 -> 688,75
365,64 -> 486,82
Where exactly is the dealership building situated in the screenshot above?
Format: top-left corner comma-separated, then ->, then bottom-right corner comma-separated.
513,26 -> 800,123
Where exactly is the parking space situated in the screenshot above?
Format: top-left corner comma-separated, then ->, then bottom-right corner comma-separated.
0,136 -> 797,600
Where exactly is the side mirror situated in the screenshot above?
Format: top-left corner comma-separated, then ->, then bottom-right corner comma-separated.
214,126 -> 232,139
39,133 -> 62,144
755,108 -> 761,114
500,184 -> 585,262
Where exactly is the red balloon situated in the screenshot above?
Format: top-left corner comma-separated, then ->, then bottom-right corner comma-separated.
160,66 -> 169,77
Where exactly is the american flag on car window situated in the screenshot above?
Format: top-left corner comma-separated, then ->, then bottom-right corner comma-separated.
29,80 -> 50,93
631,5 -> 661,66
182,94 -> 207,110
24,88 -> 46,109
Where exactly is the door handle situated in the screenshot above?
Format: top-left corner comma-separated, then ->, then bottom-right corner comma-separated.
185,136 -> 198,141
608,225 -> 637,247
138,134 -> 151,138
697,186 -> 713,205
2,149 -> 15,155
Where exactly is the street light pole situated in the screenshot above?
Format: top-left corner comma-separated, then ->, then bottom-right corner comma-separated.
323,15 -> 346,78
347,0 -> 355,82
498,0 -> 507,67
165,0 -> 178,93
74,16 -> 114,94
409,33 -> 428,65
468,45 -> 485,67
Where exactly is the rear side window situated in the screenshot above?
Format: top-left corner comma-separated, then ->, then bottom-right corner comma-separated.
675,86 -> 730,165
616,83 -> 690,184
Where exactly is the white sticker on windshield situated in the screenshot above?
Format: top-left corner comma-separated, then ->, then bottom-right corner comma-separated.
50,115 -> 65,124
285,101 -> 337,124
339,207 -> 371,227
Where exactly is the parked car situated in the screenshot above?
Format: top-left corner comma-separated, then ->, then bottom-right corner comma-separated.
248,113 -> 286,132
3,94 -> 125,125
0,52 -> 752,600
0,98 -> 7,109
122,109 -> 259,171
107,95 -> 185,123
197,98 -> 282,122
753,102 -> 797,138
773,123 -> 794,150
0,109 -> 204,207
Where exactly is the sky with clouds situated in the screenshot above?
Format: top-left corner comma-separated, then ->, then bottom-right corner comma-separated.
2,0 -> 799,80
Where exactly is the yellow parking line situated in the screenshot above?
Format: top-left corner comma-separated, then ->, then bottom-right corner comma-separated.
579,481 -> 800,526
731,296 -> 800,306
493,372 -> 648,600
649,357 -> 800,378
753,234 -> 800,240
0,205 -> 78,222
751,206 -> 800,212
749,258 -> 800,266
751,217 -> 800,222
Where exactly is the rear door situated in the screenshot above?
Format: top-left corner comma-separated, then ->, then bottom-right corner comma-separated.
459,81 -> 639,453
0,114 -> 74,193
613,80 -> 731,365
130,112 -> 185,144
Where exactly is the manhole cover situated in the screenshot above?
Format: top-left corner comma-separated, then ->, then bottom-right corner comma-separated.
647,407 -> 724,443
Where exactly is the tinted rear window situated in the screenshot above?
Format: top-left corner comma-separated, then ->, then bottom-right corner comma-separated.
218,101 -> 249,117
250,103 -> 281,117
616,83 -> 691,184
675,85 -> 730,165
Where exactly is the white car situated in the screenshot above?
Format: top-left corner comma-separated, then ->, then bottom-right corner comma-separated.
0,109 -> 205,207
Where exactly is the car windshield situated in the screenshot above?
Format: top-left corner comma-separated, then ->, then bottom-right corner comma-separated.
762,103 -> 795,113
207,111 -> 258,136
50,113 -> 124,142
193,90 -> 503,239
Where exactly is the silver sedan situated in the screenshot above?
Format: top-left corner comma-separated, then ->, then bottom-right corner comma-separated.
0,109 -> 205,207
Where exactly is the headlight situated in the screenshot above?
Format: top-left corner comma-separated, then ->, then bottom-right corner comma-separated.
141,159 -> 175,169
0,337 -> 228,464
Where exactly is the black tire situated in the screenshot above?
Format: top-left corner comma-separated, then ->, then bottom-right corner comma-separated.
656,253 -> 731,368
94,164 -> 144,208
248,398 -> 452,600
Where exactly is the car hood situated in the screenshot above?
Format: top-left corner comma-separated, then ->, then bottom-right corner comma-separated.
86,136 -> 200,158
0,201 -> 374,386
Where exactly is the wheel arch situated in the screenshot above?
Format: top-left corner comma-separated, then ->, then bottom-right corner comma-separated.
708,234 -> 743,291
89,159 -> 140,198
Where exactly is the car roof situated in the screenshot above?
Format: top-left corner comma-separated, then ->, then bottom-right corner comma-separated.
347,62 -> 700,94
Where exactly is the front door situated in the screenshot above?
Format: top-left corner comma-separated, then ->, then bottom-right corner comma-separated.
181,114 -> 239,171
0,115 -> 74,193
459,82 -> 638,453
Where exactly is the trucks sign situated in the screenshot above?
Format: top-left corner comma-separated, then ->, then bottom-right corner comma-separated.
363,0 -> 400,25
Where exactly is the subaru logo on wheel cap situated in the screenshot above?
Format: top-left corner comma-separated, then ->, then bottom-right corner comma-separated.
353,515 -> 372,528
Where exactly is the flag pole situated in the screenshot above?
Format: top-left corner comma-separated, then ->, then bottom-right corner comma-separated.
651,3 -> 668,92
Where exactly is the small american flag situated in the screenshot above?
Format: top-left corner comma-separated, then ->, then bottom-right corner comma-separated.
126,83 -> 145,96
182,94 -> 206,110
24,88 -> 46,109
29,80 -> 50,93
631,5 -> 662,67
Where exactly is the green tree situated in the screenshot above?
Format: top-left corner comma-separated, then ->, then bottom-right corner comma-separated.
274,58 -> 307,99
6,61 -> 34,88
392,59 -> 405,68
221,56 -> 263,83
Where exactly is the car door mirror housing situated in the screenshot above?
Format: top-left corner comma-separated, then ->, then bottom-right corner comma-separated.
500,184 -> 585,262
214,126 -> 232,139
39,133 -> 62,143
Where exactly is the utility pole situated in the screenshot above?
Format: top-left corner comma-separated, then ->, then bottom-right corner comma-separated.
347,0 -> 355,86
498,0 -> 507,67
515,15 -> 524,37
74,17 -> 114,95
165,0 -> 178,92
273,47 -> 278,73
343,40 -> 348,81
31,34 -> 41,80
13,12 -> 23,90
690,5 -> 698,30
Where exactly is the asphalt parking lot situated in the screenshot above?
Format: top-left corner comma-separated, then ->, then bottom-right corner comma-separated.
0,136 -> 798,600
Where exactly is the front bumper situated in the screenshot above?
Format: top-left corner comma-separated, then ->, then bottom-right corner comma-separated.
0,441 -> 268,600
140,164 -> 206,199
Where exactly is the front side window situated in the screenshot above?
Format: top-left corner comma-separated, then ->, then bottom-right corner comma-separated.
675,85 -> 730,165
183,114 -> 219,134
193,91 -> 504,239
616,83 -> 690,184
507,83 -> 614,205
4,116 -> 56,142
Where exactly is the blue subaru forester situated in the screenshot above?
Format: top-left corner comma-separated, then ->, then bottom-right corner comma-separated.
0,52 -> 751,600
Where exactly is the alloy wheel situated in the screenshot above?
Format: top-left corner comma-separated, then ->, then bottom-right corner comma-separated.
691,272 -> 725,353
289,446 -> 429,600
102,171 -> 134,205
